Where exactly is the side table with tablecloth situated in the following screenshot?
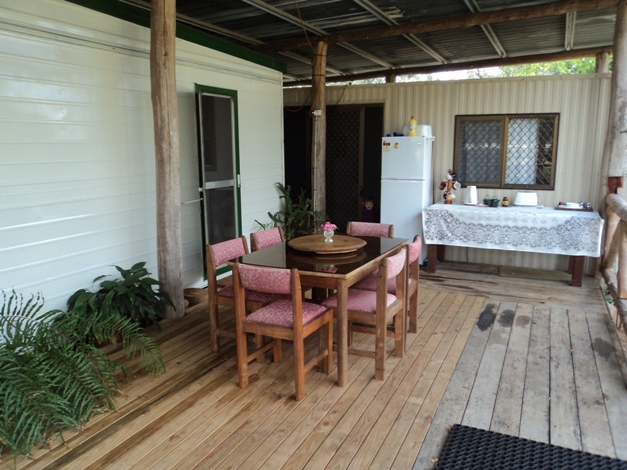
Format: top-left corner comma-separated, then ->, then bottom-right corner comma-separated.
422,203 -> 604,286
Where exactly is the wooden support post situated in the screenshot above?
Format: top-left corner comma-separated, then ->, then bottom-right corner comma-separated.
603,206 -> 620,268
311,40 -> 328,218
596,51 -> 611,73
150,0 -> 185,318
619,222 -> 627,297
600,0 -> 627,198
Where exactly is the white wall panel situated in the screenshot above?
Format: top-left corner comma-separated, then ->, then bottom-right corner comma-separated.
0,0 -> 284,309
286,74 -> 610,273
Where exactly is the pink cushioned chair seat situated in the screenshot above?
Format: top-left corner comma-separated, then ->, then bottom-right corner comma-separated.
322,288 -> 397,314
245,300 -> 328,328
216,284 -> 276,304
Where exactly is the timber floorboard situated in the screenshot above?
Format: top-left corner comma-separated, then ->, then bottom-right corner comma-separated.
3,266 -> 627,470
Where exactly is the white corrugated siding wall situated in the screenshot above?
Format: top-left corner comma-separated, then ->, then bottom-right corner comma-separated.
0,0 -> 284,310
285,75 -> 610,273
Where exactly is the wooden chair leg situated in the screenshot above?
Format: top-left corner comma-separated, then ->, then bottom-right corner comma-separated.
395,310 -> 405,358
254,333 -> 266,363
375,310 -> 386,381
209,303 -> 220,353
236,328 -> 249,388
293,339 -> 305,401
274,338 -> 282,363
408,290 -> 418,334
324,319 -> 333,374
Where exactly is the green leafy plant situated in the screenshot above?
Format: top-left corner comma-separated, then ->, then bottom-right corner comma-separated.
255,182 -> 319,241
0,290 -> 165,461
67,262 -> 173,331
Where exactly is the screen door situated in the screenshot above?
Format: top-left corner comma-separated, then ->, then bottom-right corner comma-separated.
196,85 -> 241,250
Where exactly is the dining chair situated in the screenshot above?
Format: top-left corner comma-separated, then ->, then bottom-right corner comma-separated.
352,235 -> 422,335
232,263 -> 334,400
346,221 -> 394,238
206,237 -> 277,353
250,227 -> 285,252
322,247 -> 407,381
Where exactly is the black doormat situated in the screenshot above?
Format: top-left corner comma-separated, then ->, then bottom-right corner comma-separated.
436,424 -> 627,469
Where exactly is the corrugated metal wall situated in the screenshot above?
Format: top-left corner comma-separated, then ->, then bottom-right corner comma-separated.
0,0 -> 284,309
285,75 -> 611,273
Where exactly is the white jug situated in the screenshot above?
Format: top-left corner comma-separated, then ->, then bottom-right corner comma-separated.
464,186 -> 478,205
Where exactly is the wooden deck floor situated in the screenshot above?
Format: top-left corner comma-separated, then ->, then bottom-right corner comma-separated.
3,264 -> 627,469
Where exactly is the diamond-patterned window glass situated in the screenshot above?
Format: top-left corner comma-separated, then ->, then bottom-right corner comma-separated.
457,120 -> 502,184
454,114 -> 558,189
505,117 -> 555,185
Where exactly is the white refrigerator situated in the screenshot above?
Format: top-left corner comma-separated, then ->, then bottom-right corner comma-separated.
380,132 -> 434,261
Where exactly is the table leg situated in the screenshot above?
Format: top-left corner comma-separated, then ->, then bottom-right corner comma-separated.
336,279 -> 348,387
428,245 -> 438,273
570,256 -> 584,287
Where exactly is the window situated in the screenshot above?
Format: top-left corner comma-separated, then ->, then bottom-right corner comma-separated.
454,113 -> 559,189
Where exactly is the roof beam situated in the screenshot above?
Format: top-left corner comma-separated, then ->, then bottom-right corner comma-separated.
257,0 -> 618,54
241,0 -> 395,70
351,0 -> 447,64
463,0 -> 507,58
285,46 -> 613,86
565,11 -> 577,50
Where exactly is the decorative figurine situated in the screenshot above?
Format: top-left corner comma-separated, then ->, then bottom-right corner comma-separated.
439,169 -> 460,204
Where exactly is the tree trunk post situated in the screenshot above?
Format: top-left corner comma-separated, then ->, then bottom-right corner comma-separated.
600,0 -> 627,201
311,40 -> 328,219
596,51 -> 611,73
150,0 -> 185,318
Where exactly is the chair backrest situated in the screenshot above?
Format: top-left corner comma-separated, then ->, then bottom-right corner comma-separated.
377,247 -> 407,301
385,247 -> 407,280
233,263 -> 304,326
206,236 -> 249,294
236,263 -> 292,295
211,237 -> 249,267
408,235 -> 422,281
347,221 -> 394,238
250,227 -> 285,252
409,235 -> 422,264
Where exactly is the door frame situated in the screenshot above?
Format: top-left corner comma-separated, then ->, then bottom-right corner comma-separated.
194,84 -> 242,275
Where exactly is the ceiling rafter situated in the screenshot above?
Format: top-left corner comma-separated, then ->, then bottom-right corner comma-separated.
255,0 -> 618,54
351,0 -> 447,64
120,0 -> 346,78
463,0 -> 507,58
565,11 -> 577,50
240,0 -> 396,70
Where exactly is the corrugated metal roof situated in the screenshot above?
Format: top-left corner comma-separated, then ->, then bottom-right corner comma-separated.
138,0 -> 617,83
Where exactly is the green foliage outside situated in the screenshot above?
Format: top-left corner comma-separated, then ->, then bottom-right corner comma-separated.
0,263 -> 169,461
255,182 -> 320,241
469,57 -> 607,78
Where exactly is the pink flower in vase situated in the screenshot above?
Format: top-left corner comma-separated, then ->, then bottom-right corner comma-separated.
321,222 -> 337,231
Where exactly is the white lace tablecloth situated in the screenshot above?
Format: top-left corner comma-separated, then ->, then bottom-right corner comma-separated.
422,204 -> 603,257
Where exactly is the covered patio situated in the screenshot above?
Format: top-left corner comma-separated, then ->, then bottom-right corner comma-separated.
3,1 -> 627,468
3,265 -> 625,469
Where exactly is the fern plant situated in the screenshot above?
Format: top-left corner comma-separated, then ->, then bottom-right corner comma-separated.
0,290 -> 165,461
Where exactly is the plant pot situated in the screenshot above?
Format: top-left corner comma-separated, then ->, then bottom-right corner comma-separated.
184,288 -> 207,307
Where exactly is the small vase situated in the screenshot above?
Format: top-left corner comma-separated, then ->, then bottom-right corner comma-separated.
324,229 -> 334,243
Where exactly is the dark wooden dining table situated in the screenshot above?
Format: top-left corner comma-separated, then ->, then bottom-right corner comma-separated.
233,234 -> 407,387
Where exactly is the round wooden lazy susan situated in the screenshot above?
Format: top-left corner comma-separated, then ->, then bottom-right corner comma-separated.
288,234 -> 366,254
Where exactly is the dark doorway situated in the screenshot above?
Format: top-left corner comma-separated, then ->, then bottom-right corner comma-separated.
283,104 -> 383,233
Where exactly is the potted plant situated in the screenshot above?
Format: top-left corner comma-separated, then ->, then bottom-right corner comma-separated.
67,262 -> 173,335
255,182 -> 320,241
